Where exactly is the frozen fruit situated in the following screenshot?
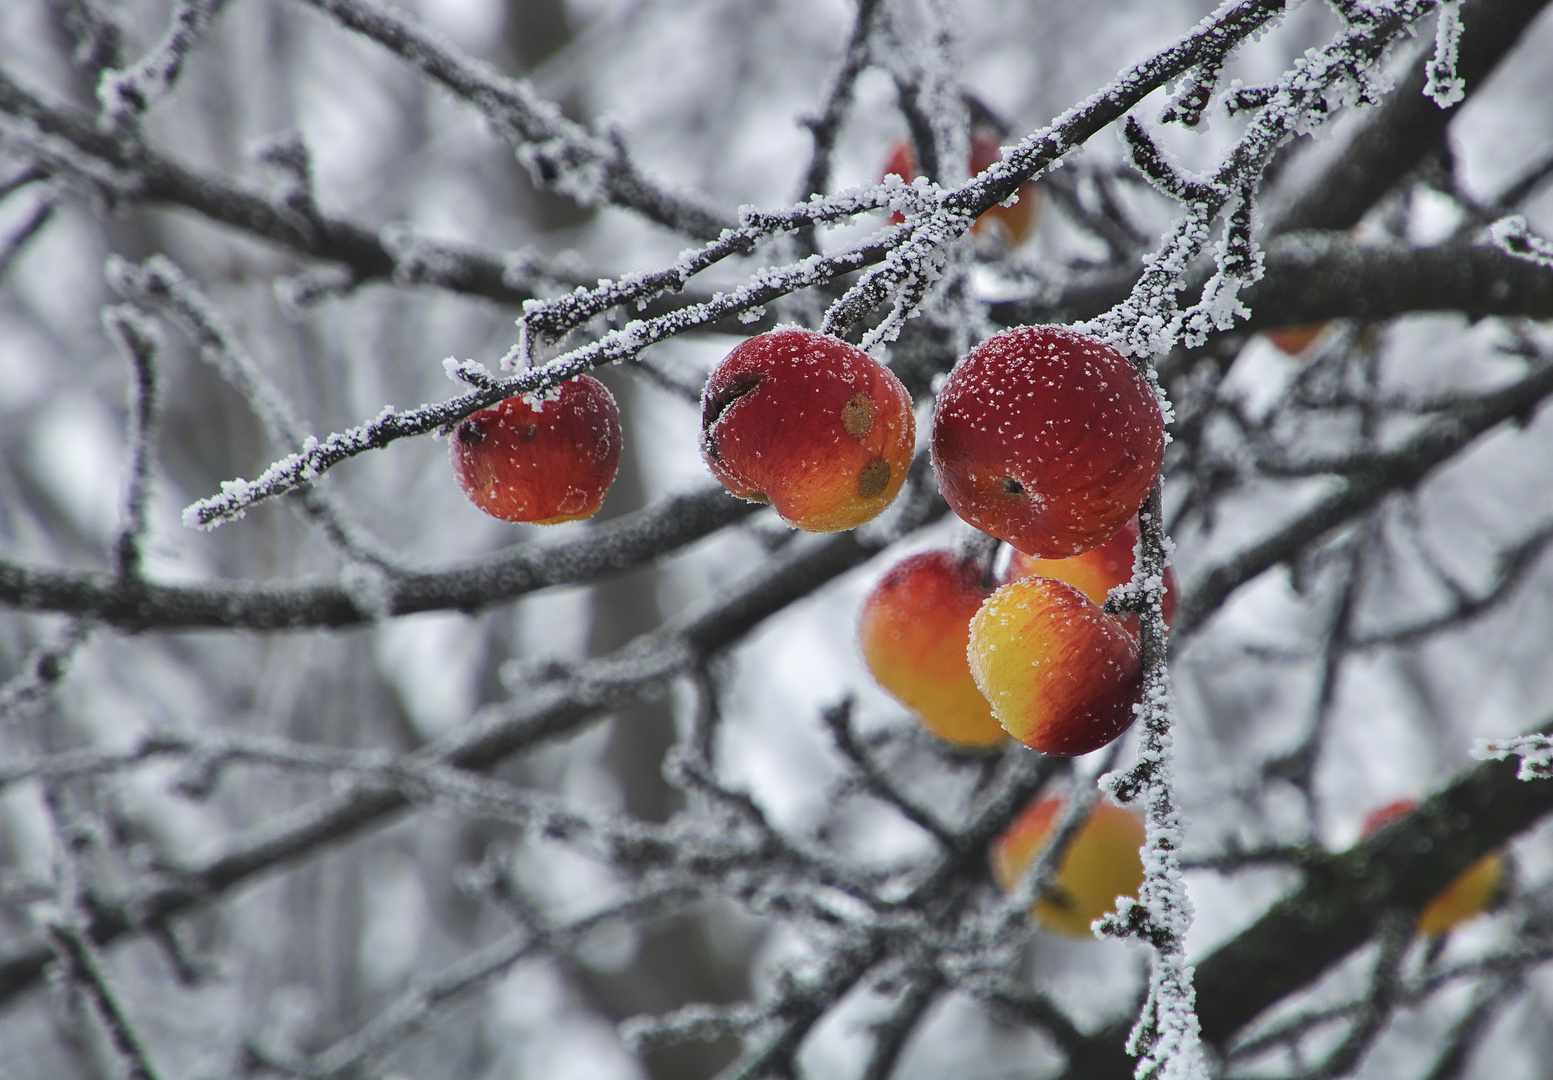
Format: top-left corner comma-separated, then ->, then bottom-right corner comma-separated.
932,326 -> 1165,558
968,575 -> 1143,756
701,329 -> 915,532
859,550 -> 1005,747
450,375 -> 621,524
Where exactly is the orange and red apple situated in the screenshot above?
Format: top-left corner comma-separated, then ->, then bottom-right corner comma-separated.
859,550 -> 1005,748
450,375 -> 622,524
701,329 -> 915,532
991,795 -> 1145,937
968,575 -> 1142,756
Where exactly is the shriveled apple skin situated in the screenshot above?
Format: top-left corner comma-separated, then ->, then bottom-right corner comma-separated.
932,326 -> 1165,559
1006,514 -> 1178,633
701,329 -> 915,532
969,576 -> 1143,756
859,550 -> 1006,747
991,796 -> 1145,938
450,375 -> 621,525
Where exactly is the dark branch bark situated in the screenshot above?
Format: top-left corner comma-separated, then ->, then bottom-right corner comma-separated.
0,483 -> 948,1010
1266,0 -> 1553,235
0,486 -> 756,630
1176,357 -> 1553,638
1058,727 -> 1553,1079
990,233 -> 1553,331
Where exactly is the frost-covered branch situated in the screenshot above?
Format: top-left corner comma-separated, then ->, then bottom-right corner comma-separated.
0,477 -> 950,1008
1490,215 -> 1553,269
1474,734 -> 1553,781
1176,356 -> 1553,638
95,0 -> 228,133
0,64 -> 574,304
101,304 -> 161,587
291,0 -> 732,239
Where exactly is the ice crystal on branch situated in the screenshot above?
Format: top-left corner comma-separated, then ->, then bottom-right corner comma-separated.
1490,215 -> 1553,269
1474,734 -> 1553,781
1424,0 -> 1467,107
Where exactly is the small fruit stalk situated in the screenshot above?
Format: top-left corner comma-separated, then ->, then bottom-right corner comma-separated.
1362,799 -> 1508,937
1005,514 -> 1179,634
968,575 -> 1143,756
991,795 -> 1145,938
858,548 -> 1005,748
701,329 -> 915,532
931,325 -> 1165,559
450,374 -> 622,524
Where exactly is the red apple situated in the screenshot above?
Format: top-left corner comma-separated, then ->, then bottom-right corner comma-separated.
932,326 -> 1165,558
450,375 -> 621,524
881,132 -> 1042,245
859,550 -> 1005,748
1005,515 -> 1178,633
991,795 -> 1145,938
701,329 -> 915,532
968,575 -> 1142,756
1265,323 -> 1328,356
1361,799 -> 1506,937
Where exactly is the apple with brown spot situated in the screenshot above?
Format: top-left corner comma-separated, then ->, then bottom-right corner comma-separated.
932,325 -> 1164,559
858,549 -> 1005,748
450,375 -> 621,524
701,329 -> 915,532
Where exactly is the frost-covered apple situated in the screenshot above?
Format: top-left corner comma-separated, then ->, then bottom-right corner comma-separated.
1005,514 -> 1178,633
968,575 -> 1143,756
1361,799 -> 1507,937
450,375 -> 622,524
931,325 -> 1165,558
859,550 -> 1005,748
881,131 -> 1042,246
991,795 -> 1145,938
701,329 -> 915,532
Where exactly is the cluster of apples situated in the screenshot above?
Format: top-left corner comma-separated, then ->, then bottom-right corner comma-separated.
451,323 -> 1166,758
864,325 -> 1168,757
446,129 -> 1043,526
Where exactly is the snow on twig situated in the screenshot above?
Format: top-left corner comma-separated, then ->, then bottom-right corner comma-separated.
1424,0 -> 1466,108
183,0 -> 1298,529
295,0 -> 731,239
1490,215 -> 1553,270
1474,734 -> 1553,781
96,0 -> 227,133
